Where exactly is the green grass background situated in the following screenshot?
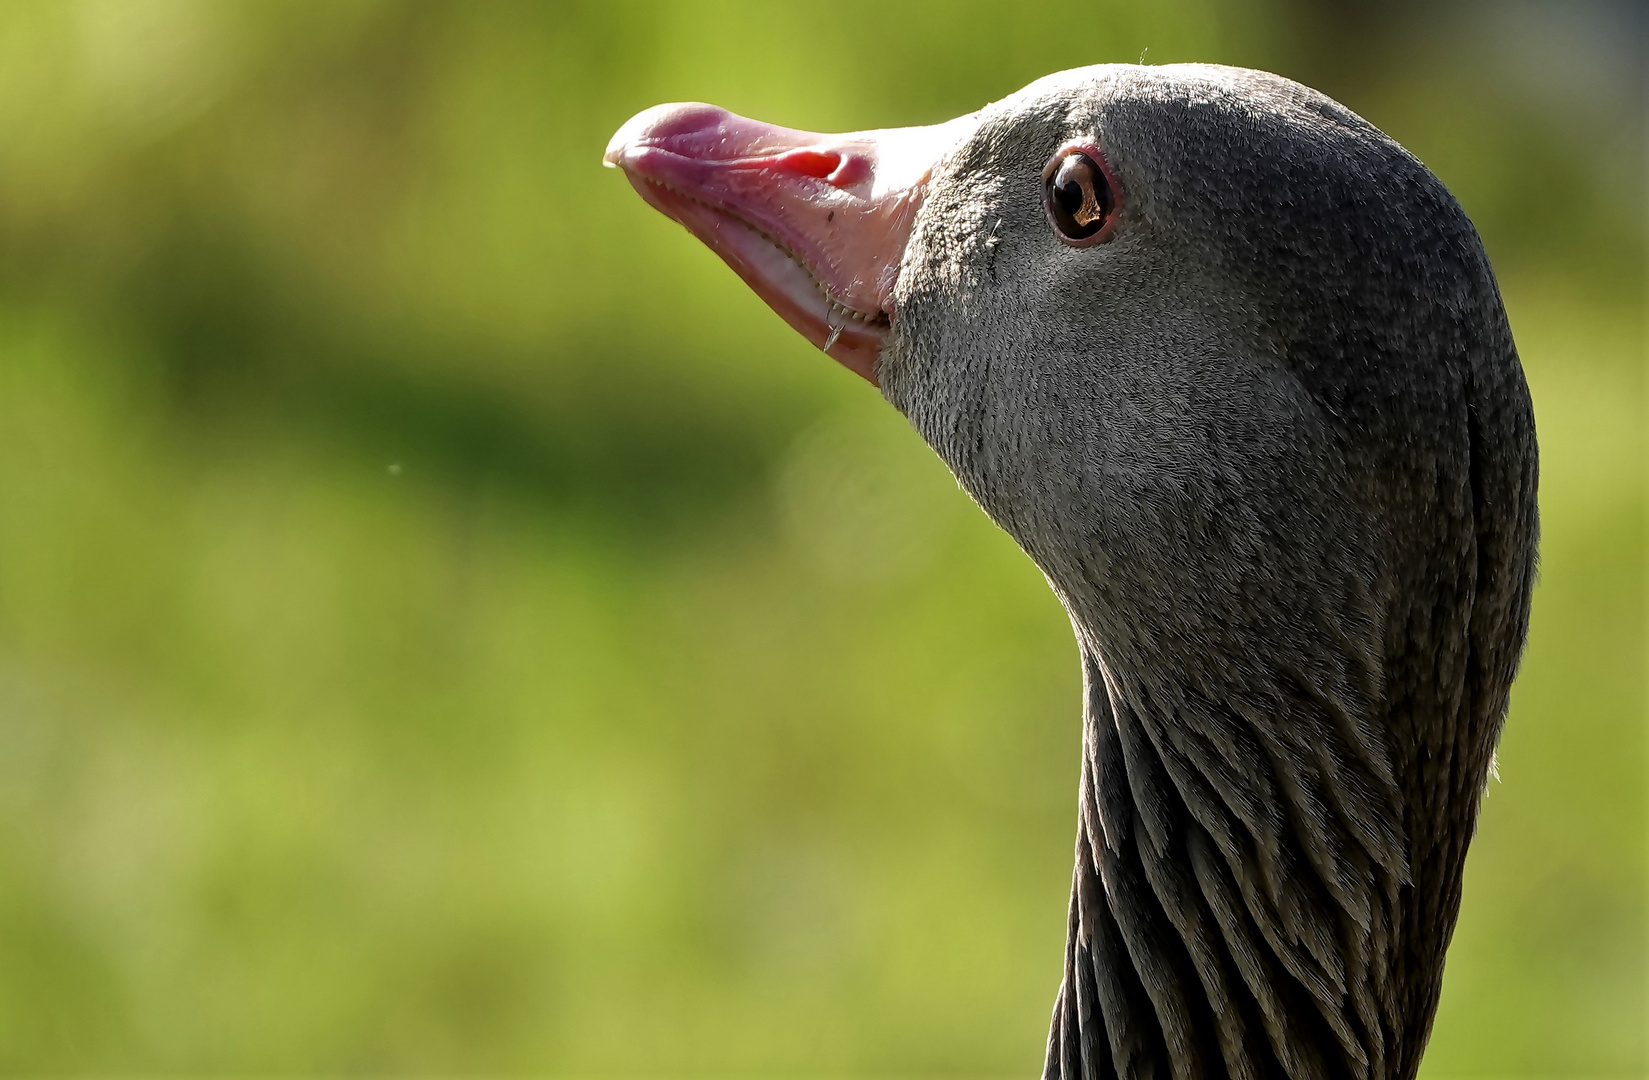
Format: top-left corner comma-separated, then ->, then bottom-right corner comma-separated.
0,0 -> 1640,1074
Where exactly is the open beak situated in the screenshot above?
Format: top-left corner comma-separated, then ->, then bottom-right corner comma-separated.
604,103 -> 974,386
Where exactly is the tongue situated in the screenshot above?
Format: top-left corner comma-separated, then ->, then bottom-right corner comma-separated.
603,103 -> 974,385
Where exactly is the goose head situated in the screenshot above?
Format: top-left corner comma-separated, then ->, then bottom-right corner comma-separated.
606,64 -> 1538,1080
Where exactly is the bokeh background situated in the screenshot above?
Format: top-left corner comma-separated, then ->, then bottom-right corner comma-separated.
0,0 -> 1641,1074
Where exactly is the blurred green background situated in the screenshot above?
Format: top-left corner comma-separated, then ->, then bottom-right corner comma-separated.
0,0 -> 1640,1074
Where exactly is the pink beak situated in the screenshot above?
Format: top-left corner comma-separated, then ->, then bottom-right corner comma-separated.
603,103 -> 974,386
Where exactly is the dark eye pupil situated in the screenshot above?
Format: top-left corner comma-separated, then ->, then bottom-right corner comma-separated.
1044,151 -> 1113,242
1054,176 -> 1085,216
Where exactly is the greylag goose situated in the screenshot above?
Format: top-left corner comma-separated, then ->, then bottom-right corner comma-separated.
604,64 -> 1538,1080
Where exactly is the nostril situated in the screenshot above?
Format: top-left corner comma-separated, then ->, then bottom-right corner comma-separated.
827,154 -> 871,187
775,149 -> 842,179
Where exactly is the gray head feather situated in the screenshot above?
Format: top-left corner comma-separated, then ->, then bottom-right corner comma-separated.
880,64 -> 1537,1080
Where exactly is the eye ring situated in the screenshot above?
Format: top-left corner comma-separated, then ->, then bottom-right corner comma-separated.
1042,142 -> 1119,247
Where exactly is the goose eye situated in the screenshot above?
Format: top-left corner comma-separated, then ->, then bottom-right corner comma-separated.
1043,148 -> 1115,245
